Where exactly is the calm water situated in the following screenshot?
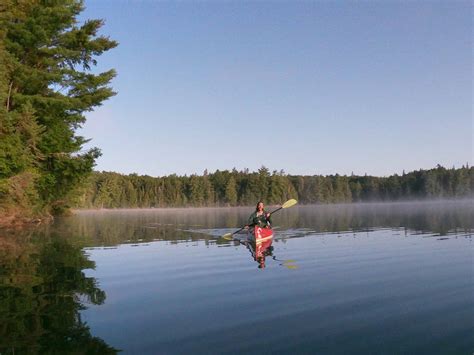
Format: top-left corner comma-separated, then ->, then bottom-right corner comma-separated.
1,201 -> 473,354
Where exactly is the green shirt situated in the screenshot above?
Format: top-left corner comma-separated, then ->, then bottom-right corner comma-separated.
248,210 -> 271,228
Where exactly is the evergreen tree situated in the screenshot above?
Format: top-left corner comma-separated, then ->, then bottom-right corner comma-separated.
224,176 -> 238,206
257,166 -> 270,201
0,0 -> 117,216
268,172 -> 285,204
202,175 -> 215,206
349,180 -> 362,202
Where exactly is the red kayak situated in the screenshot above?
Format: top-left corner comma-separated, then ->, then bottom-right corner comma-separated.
250,226 -> 274,264
253,226 -> 274,244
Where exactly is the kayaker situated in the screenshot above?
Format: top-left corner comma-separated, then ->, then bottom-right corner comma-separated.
246,201 -> 271,229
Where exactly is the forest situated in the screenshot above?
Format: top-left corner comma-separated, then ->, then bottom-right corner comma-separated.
76,165 -> 474,209
0,0 -> 116,221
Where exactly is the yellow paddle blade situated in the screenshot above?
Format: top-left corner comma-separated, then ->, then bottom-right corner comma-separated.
222,233 -> 233,240
281,199 -> 298,209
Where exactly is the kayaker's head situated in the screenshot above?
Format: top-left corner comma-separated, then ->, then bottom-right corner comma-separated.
256,201 -> 264,212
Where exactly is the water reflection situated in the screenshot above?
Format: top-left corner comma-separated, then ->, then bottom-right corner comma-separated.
0,232 -> 118,354
238,237 -> 274,269
47,201 -> 473,247
1,201 -> 471,353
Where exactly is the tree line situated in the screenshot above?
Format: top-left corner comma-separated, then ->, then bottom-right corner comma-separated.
76,165 -> 474,209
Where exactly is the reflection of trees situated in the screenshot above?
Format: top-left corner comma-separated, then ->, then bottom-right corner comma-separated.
39,201 -> 474,248
52,208 -> 249,246
0,233 -> 118,354
276,201 -> 474,235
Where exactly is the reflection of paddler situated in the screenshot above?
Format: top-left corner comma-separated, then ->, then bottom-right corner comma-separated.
243,201 -> 274,268
221,199 -> 298,269
246,226 -> 274,269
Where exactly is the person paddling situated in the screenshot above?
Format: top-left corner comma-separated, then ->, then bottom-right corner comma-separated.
221,199 -> 296,241
246,201 -> 271,229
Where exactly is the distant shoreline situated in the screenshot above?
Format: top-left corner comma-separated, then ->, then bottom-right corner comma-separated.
72,198 -> 473,214
76,166 -> 473,210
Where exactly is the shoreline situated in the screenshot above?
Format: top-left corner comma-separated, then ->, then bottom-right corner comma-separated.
2,198 -> 471,231
72,198 -> 473,213
0,213 -> 53,231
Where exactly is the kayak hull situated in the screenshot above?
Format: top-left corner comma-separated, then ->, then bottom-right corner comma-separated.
253,226 -> 273,244
250,226 -> 273,263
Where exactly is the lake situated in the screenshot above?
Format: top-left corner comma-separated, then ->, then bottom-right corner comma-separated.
1,200 -> 473,354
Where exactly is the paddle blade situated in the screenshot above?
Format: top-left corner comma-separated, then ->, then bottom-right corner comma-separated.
282,260 -> 298,269
221,233 -> 233,240
281,199 -> 298,209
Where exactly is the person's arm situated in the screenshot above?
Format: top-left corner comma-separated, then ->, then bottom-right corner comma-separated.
265,211 -> 272,224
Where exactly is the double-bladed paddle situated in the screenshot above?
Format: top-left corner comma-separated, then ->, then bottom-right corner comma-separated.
221,199 -> 298,240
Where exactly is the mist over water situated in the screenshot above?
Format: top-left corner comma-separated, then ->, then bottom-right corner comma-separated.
1,200 -> 473,354
62,200 -> 473,245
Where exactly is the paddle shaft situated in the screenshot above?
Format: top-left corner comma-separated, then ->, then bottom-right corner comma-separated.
230,225 -> 247,237
269,206 -> 283,215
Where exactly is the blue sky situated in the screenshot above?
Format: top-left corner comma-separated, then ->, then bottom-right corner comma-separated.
79,1 -> 472,177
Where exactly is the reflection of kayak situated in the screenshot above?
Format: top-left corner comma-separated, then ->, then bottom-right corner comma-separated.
250,226 -> 274,244
248,227 -> 274,266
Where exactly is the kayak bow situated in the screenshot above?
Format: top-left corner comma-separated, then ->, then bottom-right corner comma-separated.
250,226 -> 274,244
